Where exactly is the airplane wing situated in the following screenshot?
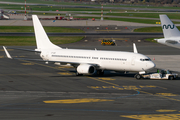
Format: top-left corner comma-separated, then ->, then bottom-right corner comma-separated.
3,46 -> 100,68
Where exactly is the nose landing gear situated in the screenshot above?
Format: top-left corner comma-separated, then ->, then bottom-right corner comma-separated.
134,74 -> 142,79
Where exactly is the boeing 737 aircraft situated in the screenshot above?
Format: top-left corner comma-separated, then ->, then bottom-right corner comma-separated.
3,15 -> 155,79
155,14 -> 180,48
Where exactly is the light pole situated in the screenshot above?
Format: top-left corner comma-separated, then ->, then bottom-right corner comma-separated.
24,0 -> 27,20
101,4 -> 103,21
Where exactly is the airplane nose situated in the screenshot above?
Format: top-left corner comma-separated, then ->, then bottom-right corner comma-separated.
146,62 -> 156,70
150,62 -> 156,68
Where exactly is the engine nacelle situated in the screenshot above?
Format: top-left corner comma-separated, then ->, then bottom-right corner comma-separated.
77,64 -> 96,75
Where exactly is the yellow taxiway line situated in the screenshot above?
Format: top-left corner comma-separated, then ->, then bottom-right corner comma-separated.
44,98 -> 114,104
121,113 -> 180,120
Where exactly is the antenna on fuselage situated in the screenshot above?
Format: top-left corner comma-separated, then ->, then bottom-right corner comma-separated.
133,43 -> 138,53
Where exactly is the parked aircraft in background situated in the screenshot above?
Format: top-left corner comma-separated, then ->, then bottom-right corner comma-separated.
155,14 -> 180,48
3,15 -> 155,78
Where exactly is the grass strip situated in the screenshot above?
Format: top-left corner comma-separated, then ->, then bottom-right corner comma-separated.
145,38 -> 158,43
0,36 -> 84,46
0,0 -> 86,6
2,0 -> 180,10
1,5 -> 111,12
104,13 -> 180,19
0,26 -> 84,33
134,27 -> 162,32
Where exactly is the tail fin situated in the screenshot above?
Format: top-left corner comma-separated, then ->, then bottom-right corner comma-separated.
160,14 -> 180,38
3,46 -> 12,59
32,15 -> 62,51
133,43 -> 138,53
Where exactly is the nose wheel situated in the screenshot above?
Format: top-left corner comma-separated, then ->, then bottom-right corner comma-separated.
135,74 -> 142,79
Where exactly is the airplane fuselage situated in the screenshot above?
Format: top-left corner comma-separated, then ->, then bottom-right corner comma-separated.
40,49 -> 155,72
157,37 -> 180,49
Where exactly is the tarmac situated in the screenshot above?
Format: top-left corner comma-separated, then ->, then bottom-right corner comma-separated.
1,45 -> 180,120
2,14 -> 158,27
1,14 -> 180,120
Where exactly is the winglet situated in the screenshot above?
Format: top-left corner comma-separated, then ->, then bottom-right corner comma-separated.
3,46 -> 12,59
133,43 -> 138,53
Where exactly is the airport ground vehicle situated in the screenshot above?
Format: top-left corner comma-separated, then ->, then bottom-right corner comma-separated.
101,39 -> 115,46
135,69 -> 178,80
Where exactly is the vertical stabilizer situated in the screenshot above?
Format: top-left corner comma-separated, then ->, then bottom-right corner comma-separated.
3,46 -> 12,59
133,43 -> 138,53
32,15 -> 61,51
160,14 -> 180,38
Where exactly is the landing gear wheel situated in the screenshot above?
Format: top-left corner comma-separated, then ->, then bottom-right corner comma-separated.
169,76 -> 174,80
135,74 -> 141,80
97,70 -> 104,75
76,72 -> 83,76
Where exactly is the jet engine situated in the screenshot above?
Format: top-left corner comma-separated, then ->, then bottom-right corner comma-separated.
77,64 -> 96,75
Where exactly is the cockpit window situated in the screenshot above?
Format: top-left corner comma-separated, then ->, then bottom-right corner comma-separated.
140,58 -> 151,61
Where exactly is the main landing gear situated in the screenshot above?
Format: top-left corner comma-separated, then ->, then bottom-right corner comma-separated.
76,72 -> 83,76
97,70 -> 104,75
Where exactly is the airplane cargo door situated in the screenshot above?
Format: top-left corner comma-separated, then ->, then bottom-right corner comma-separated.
131,56 -> 136,65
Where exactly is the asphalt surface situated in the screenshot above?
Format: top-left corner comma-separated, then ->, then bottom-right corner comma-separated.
1,39 -> 180,119
1,14 -> 180,119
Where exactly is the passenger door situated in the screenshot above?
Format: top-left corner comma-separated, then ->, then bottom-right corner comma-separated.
131,56 -> 136,65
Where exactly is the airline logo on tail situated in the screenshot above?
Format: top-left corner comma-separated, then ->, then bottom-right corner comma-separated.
162,24 -> 174,29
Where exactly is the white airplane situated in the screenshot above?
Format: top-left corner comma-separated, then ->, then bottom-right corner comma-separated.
3,15 -> 155,79
155,14 -> 180,48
